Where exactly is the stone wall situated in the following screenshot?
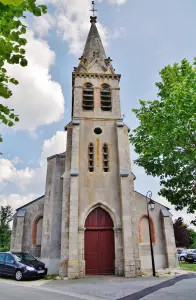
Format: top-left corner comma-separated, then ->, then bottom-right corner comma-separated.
10,197 -> 44,255
135,192 -> 176,270
41,153 -> 65,275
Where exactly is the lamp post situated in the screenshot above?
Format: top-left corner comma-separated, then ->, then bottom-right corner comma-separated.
146,190 -> 156,277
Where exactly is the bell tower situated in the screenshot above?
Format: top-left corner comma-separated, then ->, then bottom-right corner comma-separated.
60,5 -> 141,279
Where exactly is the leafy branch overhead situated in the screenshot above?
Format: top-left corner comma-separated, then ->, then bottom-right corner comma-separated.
0,0 -> 24,5
0,0 -> 47,136
130,58 -> 196,222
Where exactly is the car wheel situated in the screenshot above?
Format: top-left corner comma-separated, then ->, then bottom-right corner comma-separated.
180,256 -> 185,261
15,270 -> 23,281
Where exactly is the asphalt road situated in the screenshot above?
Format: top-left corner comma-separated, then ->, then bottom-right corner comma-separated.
0,274 -> 196,300
142,277 -> 196,300
0,281 -> 82,300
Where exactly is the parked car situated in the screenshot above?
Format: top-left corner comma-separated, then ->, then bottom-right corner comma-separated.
177,248 -> 186,254
178,250 -> 188,261
186,249 -> 196,263
0,252 -> 47,281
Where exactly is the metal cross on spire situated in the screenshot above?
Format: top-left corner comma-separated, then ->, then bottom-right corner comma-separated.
90,1 -> 97,17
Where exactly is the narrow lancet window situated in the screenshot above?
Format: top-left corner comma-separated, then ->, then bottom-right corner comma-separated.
88,143 -> 94,172
103,143 -> 109,172
101,84 -> 112,111
83,83 -> 94,111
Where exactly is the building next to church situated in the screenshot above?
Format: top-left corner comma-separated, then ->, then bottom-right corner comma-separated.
11,13 -> 177,278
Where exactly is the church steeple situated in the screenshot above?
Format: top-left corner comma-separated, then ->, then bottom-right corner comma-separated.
75,2 -> 115,74
82,16 -> 107,64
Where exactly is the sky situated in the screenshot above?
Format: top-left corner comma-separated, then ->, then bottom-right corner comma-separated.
0,0 -> 195,227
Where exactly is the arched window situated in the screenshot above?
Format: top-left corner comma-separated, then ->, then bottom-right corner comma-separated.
138,215 -> 156,244
83,83 -> 94,111
88,143 -> 94,172
103,143 -> 109,172
32,216 -> 43,246
101,84 -> 112,111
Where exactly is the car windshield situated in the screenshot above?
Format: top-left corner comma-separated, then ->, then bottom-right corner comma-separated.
14,255 -> 22,262
14,253 -> 36,261
23,253 -> 36,261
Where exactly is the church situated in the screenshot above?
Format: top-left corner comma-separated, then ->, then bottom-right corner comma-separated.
11,12 -> 177,278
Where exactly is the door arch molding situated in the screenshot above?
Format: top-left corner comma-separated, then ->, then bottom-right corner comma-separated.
80,201 -> 118,229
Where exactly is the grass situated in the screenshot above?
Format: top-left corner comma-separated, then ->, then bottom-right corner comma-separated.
179,262 -> 196,272
44,275 -> 60,280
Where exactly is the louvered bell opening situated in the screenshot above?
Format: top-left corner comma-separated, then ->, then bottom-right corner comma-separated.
103,144 -> 109,172
101,87 -> 112,111
83,86 -> 94,111
88,143 -> 94,172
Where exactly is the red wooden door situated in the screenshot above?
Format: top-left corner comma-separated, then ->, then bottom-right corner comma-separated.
85,207 -> 115,275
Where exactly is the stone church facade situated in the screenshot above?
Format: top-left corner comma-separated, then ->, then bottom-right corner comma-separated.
11,15 -> 177,278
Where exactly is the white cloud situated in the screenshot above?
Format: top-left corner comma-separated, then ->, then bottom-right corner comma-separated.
1,30 -> 64,133
109,0 -> 127,4
0,194 -> 37,214
34,0 -> 126,55
40,130 -> 67,166
0,131 -> 66,209
32,13 -> 55,37
0,158 -> 37,190
98,0 -> 127,5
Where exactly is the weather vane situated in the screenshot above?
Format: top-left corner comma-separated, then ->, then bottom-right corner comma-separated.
90,1 -> 97,17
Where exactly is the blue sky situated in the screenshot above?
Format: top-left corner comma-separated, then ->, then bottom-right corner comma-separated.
0,0 -> 195,225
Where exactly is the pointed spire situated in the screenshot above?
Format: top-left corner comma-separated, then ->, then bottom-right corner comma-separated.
75,2 -> 115,74
82,20 -> 107,63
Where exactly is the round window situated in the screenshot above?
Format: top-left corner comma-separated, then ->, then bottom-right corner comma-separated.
94,127 -> 102,135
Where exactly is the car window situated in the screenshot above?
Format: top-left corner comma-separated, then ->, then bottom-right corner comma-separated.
5,254 -> 14,264
13,255 -> 21,262
13,253 -> 23,261
0,253 -> 5,262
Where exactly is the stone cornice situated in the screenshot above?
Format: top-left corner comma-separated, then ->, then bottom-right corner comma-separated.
74,86 -> 120,90
72,72 -> 121,81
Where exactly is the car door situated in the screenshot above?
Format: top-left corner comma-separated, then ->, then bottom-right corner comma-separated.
0,253 -> 6,274
4,254 -> 16,276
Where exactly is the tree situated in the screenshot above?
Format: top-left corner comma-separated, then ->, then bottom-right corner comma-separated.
0,1 -> 24,5
173,217 -> 189,248
0,0 -> 47,141
0,205 -> 13,251
130,58 -> 196,222
188,228 -> 196,249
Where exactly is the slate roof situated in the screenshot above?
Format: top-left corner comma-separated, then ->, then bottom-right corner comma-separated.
82,18 -> 106,64
16,195 -> 45,211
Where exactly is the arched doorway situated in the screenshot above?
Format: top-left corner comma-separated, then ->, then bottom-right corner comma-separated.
32,216 -> 43,257
85,207 -> 115,275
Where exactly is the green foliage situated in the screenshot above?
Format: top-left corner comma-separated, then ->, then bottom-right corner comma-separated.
179,262 -> 196,272
174,217 -> 196,248
0,205 -> 13,251
130,58 -> 196,220
173,217 -> 189,248
0,1 -> 24,5
188,228 -> 196,249
0,0 -> 47,141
